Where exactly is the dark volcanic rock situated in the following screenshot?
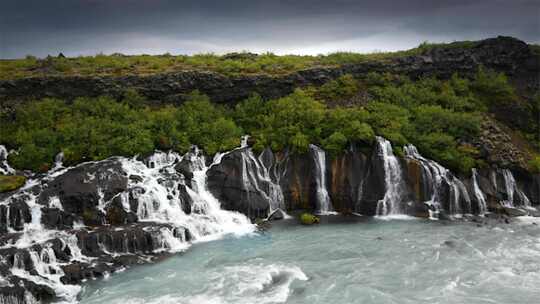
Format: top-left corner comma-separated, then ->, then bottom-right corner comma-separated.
328,145 -> 368,213
278,151 -> 316,212
1,37 -> 537,107
356,145 -> 389,216
267,208 -> 285,221
0,199 -> 31,232
76,223 -> 188,257
174,148 -> 205,187
41,207 -> 77,230
207,147 -> 270,219
37,158 -> 128,226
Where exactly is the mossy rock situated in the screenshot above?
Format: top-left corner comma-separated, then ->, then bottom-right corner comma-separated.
299,213 -> 320,225
0,175 -> 26,193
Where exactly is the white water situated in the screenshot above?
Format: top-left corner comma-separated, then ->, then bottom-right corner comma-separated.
1,137 -> 537,303
1,144 -> 255,303
404,144 -> 471,218
375,137 -> 405,216
310,145 -> 334,215
472,169 -> 488,215
238,148 -> 286,213
80,218 -> 540,304
122,148 -> 254,243
0,145 -> 15,175
501,169 -> 531,208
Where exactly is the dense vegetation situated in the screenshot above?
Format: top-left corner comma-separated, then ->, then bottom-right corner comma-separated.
0,68 -> 536,175
0,41 -> 478,80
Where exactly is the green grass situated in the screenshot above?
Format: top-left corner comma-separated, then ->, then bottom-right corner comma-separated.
0,175 -> 26,192
0,40 -> 480,80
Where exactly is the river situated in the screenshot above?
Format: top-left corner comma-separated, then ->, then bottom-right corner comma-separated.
80,216 -> 540,304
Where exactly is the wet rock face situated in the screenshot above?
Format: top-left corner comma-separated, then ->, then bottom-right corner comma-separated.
37,158 -> 129,226
473,168 -> 538,208
1,37 -> 537,106
328,148 -> 367,213
0,199 -> 31,232
174,149 -> 205,187
356,145 -> 388,216
0,279 -> 56,304
206,143 -> 539,218
76,223 -> 189,258
0,222 -> 188,303
207,148 -> 270,219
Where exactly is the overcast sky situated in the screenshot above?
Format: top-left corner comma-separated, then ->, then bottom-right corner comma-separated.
1,0 -> 539,58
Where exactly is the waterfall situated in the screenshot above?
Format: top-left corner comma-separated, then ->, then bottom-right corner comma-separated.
472,169 -> 488,215
239,148 -> 286,213
122,147 -> 254,243
501,169 -> 531,208
0,145 -> 15,175
404,144 -> 471,217
50,151 -> 65,172
375,137 -> 405,216
310,144 -> 334,215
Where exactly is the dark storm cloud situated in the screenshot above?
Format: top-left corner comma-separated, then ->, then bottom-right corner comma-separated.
1,0 -> 538,58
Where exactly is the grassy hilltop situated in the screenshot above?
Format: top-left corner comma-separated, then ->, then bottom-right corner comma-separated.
0,41 -> 480,80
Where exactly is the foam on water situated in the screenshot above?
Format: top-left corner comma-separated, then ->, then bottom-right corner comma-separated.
121,147 -> 254,244
80,220 -> 540,304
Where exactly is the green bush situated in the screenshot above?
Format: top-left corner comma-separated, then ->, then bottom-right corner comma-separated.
299,213 -> 320,225
0,69 -> 532,176
530,156 -> 540,173
0,91 -> 241,170
316,74 -> 358,101
471,67 -> 517,107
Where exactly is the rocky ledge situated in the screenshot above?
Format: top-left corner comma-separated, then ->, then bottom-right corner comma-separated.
207,140 -> 539,219
1,37 -> 538,108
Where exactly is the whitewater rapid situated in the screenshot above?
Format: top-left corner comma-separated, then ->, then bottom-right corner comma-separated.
79,217 -> 540,304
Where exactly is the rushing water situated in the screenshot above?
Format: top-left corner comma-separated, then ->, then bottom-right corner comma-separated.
79,217 -> 540,304
310,145 -> 333,215
376,137 -> 405,216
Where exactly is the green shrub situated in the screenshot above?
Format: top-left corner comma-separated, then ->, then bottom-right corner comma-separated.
0,69 -> 533,176
471,67 -> 517,107
322,132 -> 348,156
530,156 -> 540,173
317,74 -> 358,101
299,213 -> 320,225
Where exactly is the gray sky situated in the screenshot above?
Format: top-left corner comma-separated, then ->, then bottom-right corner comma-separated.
1,0 -> 539,58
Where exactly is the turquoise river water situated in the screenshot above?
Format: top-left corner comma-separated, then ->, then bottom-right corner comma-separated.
80,216 -> 540,304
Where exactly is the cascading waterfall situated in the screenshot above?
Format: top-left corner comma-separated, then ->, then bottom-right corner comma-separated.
403,144 -> 471,217
0,143 -> 255,303
10,243 -> 81,303
472,169 -> 488,215
309,144 -> 334,215
257,152 -> 287,214
123,148 -> 254,243
501,169 -> 531,208
1,136 -> 538,303
238,148 -> 286,214
375,137 -> 405,216
0,145 -> 15,175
